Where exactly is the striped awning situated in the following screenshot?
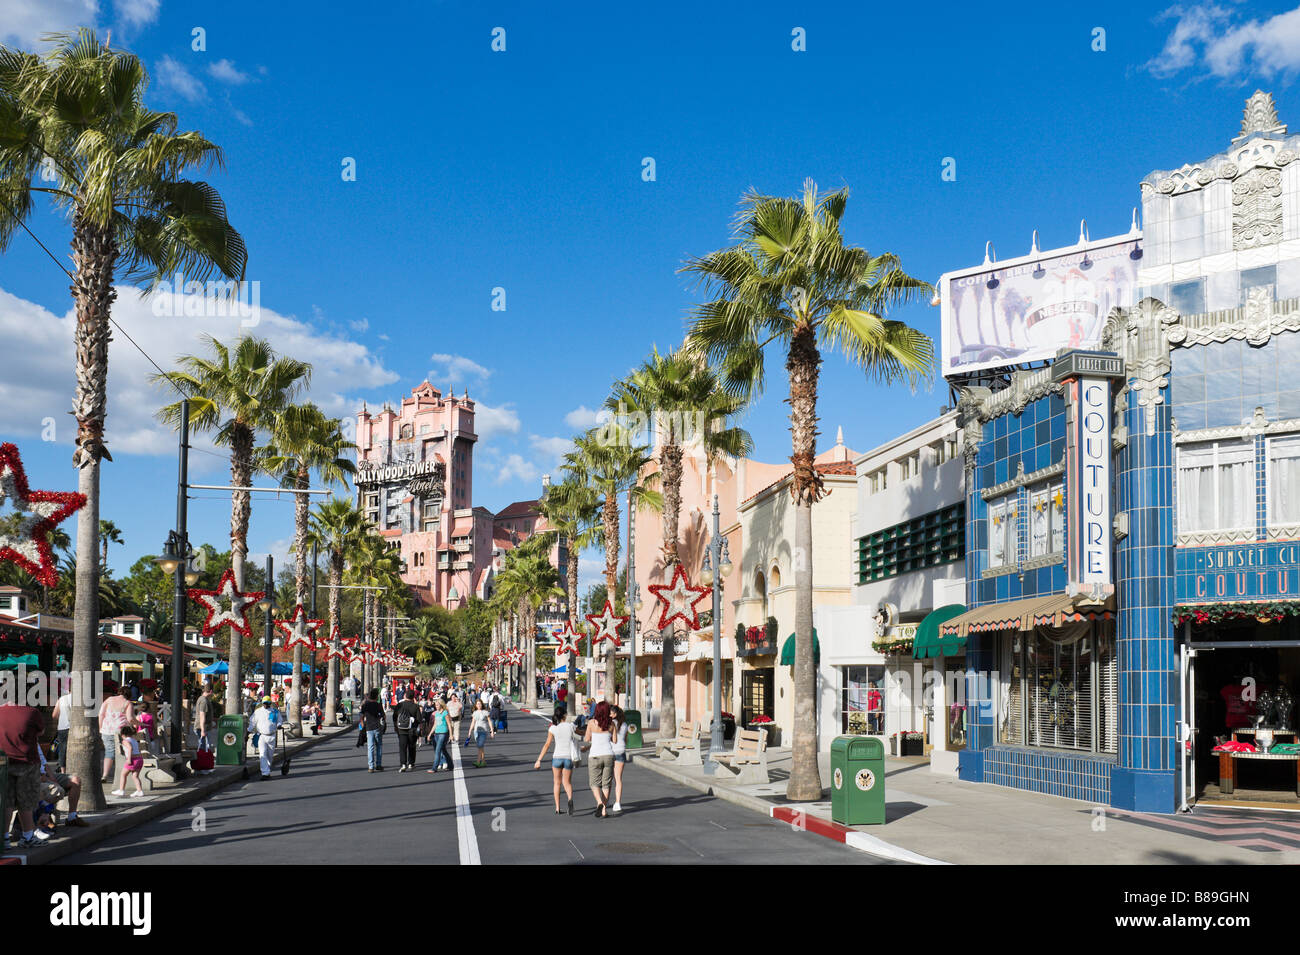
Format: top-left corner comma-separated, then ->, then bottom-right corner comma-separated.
939,593 -> 1115,638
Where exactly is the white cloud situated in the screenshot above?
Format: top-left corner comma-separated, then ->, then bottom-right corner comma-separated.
429,353 -> 491,387
529,434 -> 572,461
496,453 -> 538,485
564,404 -> 609,430
208,58 -> 250,84
471,401 -> 519,439
156,55 -> 206,102
0,0 -> 96,46
0,283 -> 401,464
115,0 -> 158,27
349,318 -> 369,333
1147,3 -> 1300,79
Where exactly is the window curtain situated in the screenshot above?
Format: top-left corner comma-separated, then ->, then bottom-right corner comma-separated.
1271,436 -> 1300,526
1178,445 -> 1216,532
1218,442 -> 1254,530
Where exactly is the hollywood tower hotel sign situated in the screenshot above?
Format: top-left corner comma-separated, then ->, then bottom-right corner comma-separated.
355,381 -> 492,609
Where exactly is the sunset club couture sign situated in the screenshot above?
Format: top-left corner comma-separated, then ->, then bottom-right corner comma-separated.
1055,351 -> 1123,602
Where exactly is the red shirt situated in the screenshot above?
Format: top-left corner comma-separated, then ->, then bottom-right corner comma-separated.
0,705 -> 45,764
1221,685 -> 1255,729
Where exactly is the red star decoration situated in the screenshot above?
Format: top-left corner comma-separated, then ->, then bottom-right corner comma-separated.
274,603 -> 324,651
0,443 -> 86,588
648,564 -> 711,632
187,568 -> 264,638
554,620 -> 583,656
586,600 -> 629,649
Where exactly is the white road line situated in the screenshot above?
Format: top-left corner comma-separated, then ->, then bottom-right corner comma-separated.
674,836 -> 705,858
708,820 -> 728,831
568,838 -> 585,860
450,739 -> 481,865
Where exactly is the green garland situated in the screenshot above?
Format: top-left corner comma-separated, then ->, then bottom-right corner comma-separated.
1174,601 -> 1300,627
872,638 -> 914,654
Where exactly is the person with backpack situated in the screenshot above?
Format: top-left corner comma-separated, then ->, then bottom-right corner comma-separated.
489,691 -> 506,733
393,688 -> 423,772
360,688 -> 386,773
425,699 -> 453,774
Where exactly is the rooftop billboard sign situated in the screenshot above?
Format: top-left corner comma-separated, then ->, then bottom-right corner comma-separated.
940,232 -> 1141,378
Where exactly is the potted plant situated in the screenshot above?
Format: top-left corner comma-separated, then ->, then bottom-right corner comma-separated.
890,730 -> 924,756
721,711 -> 736,741
748,713 -> 779,746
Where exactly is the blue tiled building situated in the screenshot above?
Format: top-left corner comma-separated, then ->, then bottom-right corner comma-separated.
939,92 -> 1300,813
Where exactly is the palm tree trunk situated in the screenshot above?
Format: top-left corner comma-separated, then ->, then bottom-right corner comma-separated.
289,467 -> 309,729
324,556 -> 342,724
786,325 -> 824,801
567,549 -> 579,715
225,422 -> 254,715
525,605 -> 537,711
67,214 -> 116,811
659,440 -> 683,737
603,495 -> 620,704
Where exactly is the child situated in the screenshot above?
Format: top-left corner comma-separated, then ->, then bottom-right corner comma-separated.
111,725 -> 145,797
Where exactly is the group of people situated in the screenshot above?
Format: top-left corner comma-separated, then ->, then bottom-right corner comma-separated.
535,700 -> 630,817
358,679 -> 508,775
0,703 -> 90,849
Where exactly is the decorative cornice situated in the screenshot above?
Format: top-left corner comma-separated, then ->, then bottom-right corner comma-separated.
1022,552 -> 1064,572
1166,294 -> 1300,348
1173,422 -> 1257,444
1101,297 -> 1178,436
981,461 -> 1065,501
1177,529 -> 1257,547
981,564 -> 1020,580
1266,525 -> 1300,541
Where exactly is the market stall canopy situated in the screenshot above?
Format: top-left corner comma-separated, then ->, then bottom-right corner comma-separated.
913,605 -> 968,658
199,661 -> 229,674
937,594 -> 1115,638
780,628 -> 819,666
0,653 -> 39,670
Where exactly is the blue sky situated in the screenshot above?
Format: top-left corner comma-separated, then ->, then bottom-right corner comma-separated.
2,0 -> 1298,585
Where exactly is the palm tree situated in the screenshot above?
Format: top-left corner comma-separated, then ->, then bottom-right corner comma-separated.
263,404 -> 355,724
0,30 -> 246,808
684,179 -> 933,801
561,428 -> 659,705
496,544 -> 563,710
98,520 -> 123,574
304,498 -> 368,725
401,612 -> 452,667
607,345 -> 752,735
156,335 -> 310,715
537,477 -> 600,713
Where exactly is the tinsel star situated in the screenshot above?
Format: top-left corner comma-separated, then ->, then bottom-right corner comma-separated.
274,603 -> 324,651
647,564 -> 711,632
187,568 -> 264,638
555,620 -> 584,657
0,443 -> 86,588
586,600 -> 629,650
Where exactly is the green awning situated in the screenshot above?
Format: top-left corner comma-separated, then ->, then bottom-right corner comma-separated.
780,628 -> 819,666
0,653 -> 39,670
913,604 -> 967,659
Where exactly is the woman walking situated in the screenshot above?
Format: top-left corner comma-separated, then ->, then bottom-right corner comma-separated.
610,704 -> 629,814
97,686 -> 135,783
466,700 -> 494,767
582,701 -> 616,818
425,699 -> 453,773
360,688 -> 386,773
533,704 -> 577,814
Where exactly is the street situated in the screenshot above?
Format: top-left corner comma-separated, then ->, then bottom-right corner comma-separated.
56,707 -> 881,865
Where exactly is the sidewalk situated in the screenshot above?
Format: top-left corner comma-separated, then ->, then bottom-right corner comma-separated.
633,736 -> 1300,865
2,721 -> 350,866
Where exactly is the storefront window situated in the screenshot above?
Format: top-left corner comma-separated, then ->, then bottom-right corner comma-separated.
999,626 -> 1117,754
1177,439 -> 1254,533
945,660 -> 968,750
1268,435 -> 1300,526
989,496 -> 1018,567
1029,484 -> 1064,557
841,665 -> 885,735
741,668 -> 773,725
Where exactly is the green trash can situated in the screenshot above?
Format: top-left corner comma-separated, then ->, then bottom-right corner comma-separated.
623,710 -> 644,750
216,714 -> 247,767
830,735 -> 886,825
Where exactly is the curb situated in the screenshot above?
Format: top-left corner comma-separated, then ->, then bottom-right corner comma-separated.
5,723 -> 349,866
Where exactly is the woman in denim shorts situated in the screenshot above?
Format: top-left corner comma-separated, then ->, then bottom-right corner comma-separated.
534,705 -> 577,814
610,705 -> 629,814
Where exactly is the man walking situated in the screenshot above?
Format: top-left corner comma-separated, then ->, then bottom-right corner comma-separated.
0,704 -> 51,847
360,688 -> 386,773
393,689 -> 422,772
194,684 -> 215,749
249,696 -> 281,780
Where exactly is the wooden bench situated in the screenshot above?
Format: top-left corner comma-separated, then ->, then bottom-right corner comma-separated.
710,728 -> 769,785
655,720 -> 702,766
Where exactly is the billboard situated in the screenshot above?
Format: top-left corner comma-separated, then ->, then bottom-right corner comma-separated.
940,235 -> 1141,377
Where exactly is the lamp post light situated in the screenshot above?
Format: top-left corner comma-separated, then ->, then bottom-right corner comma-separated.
257,556 -> 274,698
703,494 -> 733,774
309,543 -> 318,704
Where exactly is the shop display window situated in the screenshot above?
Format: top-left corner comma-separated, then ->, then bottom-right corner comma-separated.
999,626 -> 1117,754
841,665 -> 885,735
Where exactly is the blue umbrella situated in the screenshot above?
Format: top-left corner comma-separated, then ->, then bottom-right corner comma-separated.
199,661 -> 229,675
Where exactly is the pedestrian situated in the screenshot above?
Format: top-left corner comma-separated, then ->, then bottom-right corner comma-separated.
610,704 -> 629,814
393,689 -> 422,772
360,688 -> 386,773
0,703 -> 52,847
97,685 -> 135,784
489,691 -> 504,733
466,699 -> 494,768
51,679 -> 73,772
249,695 -> 281,781
582,700 -> 615,818
111,725 -> 145,797
37,744 -> 89,828
425,699 -> 453,774
534,704 -> 577,814
446,692 -> 463,743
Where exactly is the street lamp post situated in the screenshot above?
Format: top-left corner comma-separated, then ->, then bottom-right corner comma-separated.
702,493 -> 732,773
258,556 -> 274,698
309,543 -> 318,704
626,487 -> 636,711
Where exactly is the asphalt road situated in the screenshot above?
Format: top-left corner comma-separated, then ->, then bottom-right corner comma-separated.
58,705 -> 881,865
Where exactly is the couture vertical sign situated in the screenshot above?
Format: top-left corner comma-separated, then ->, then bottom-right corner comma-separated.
1055,351 -> 1122,602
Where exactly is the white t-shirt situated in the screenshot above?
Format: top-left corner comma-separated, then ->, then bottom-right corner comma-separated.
589,728 -> 614,758
612,722 -> 628,756
56,693 -> 73,731
469,710 -> 491,734
548,720 -> 577,761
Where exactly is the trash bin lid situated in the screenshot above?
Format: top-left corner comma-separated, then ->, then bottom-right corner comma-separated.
847,737 -> 884,760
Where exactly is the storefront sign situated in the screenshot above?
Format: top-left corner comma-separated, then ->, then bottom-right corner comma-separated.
1066,376 -> 1114,601
1177,543 -> 1300,602
356,460 -> 445,487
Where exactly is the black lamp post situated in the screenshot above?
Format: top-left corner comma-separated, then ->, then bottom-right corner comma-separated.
701,494 -> 733,773
256,556 -> 275,698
